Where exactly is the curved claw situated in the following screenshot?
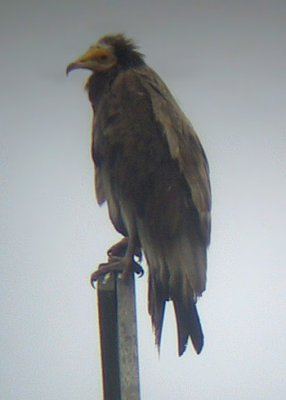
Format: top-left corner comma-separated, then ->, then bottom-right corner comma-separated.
133,263 -> 144,277
90,260 -> 121,287
90,268 -> 102,288
90,256 -> 144,288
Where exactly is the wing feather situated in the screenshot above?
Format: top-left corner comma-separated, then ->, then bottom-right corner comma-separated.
137,67 -> 211,244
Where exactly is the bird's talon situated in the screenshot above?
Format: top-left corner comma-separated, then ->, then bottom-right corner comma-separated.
132,261 -> 144,277
90,256 -> 144,287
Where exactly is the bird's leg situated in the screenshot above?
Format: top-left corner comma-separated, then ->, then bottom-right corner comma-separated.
107,237 -> 142,261
90,236 -> 143,287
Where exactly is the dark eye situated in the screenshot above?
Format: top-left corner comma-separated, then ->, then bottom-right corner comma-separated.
99,54 -> 108,61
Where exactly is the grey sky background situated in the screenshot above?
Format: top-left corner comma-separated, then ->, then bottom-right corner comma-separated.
1,1 -> 286,399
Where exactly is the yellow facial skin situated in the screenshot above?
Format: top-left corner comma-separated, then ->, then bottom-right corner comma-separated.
66,45 -> 117,74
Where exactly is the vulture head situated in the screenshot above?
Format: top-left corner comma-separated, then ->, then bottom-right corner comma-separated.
66,33 -> 144,75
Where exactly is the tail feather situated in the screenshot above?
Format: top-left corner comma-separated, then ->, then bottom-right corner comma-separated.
139,218 -> 206,355
173,297 -> 204,356
148,275 -> 167,350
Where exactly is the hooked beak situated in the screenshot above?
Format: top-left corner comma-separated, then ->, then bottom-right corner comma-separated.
66,46 -> 113,75
66,62 -> 80,75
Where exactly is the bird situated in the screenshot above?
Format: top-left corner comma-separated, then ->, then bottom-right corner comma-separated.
66,33 -> 211,356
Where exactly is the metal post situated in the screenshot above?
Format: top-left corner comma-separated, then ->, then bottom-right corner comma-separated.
97,273 -> 141,400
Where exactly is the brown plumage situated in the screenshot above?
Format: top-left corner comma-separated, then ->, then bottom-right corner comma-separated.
67,33 -> 211,356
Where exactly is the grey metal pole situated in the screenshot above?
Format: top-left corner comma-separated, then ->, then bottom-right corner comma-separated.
97,273 -> 141,400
